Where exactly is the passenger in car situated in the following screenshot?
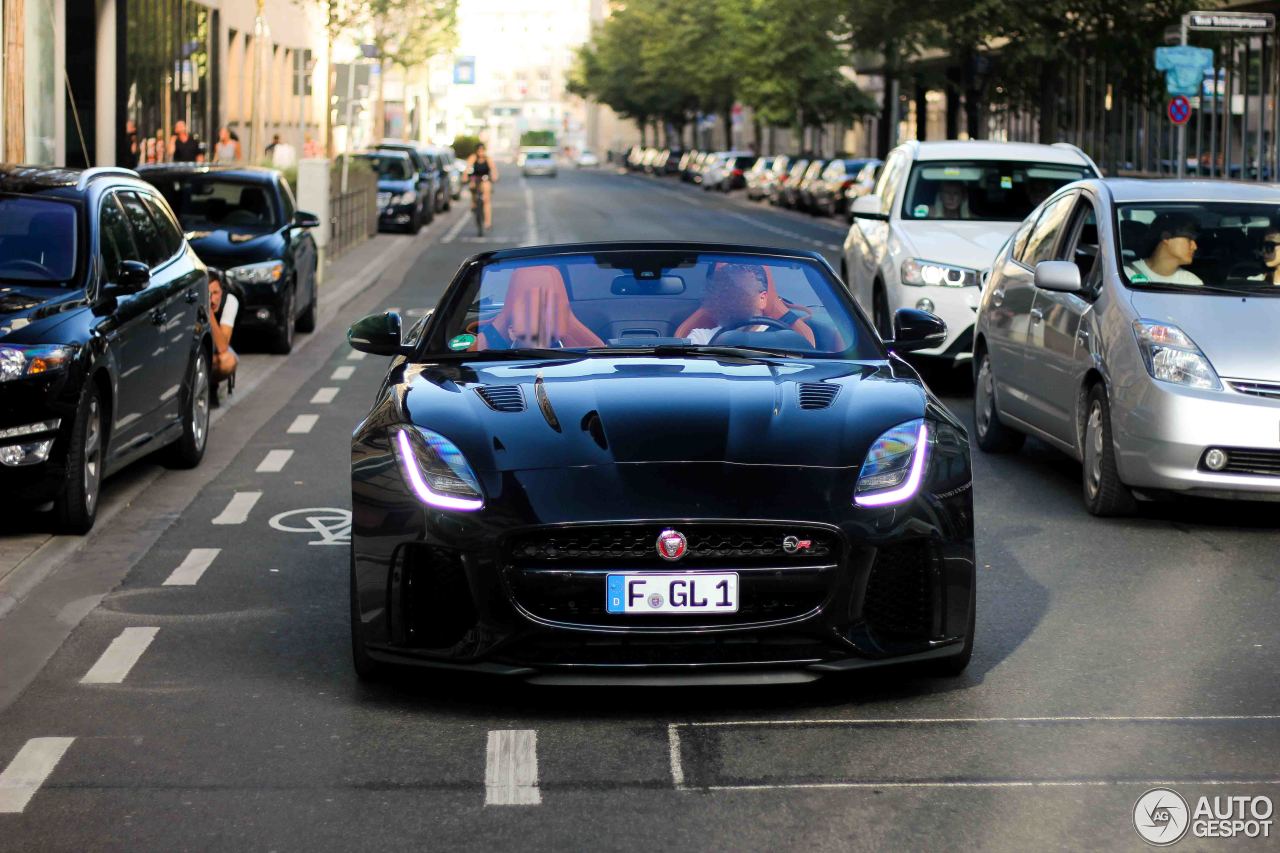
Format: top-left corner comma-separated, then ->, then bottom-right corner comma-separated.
1126,212 -> 1203,286
1248,222 -> 1280,285
685,264 -> 768,344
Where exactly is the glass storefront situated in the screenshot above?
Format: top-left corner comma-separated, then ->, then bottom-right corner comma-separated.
24,0 -> 59,163
125,0 -> 214,161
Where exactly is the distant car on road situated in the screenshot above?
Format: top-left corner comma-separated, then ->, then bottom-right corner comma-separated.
974,178 -> 1280,514
703,153 -> 757,192
576,150 -> 600,168
744,156 -> 777,200
0,166 -> 212,532
795,159 -> 830,212
810,158 -> 877,217
522,148 -> 558,177
774,158 -> 810,208
346,242 -> 974,683
141,164 -> 320,355
843,140 -> 1099,356
375,140 -> 438,225
356,150 -> 426,235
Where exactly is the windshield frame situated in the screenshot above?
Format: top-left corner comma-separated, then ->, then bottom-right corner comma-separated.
0,193 -> 85,288
1113,200 -> 1280,296
417,249 -> 885,363
900,159 -> 1095,223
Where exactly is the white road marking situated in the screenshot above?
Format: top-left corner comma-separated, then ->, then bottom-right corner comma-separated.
0,737 -> 75,813
310,387 -> 339,404
330,366 -> 355,381
484,729 -> 541,805
346,350 -> 366,361
211,491 -> 261,525
80,627 -> 160,684
163,548 -> 221,585
523,180 -> 540,245
442,208 -> 472,243
287,414 -> 318,434
256,449 -> 294,473
667,724 -> 685,789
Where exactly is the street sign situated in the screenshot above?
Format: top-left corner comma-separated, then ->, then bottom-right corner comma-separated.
1186,11 -> 1275,33
1168,95 -> 1191,125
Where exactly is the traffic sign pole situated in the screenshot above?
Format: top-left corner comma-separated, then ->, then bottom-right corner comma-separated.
1178,16 -> 1188,178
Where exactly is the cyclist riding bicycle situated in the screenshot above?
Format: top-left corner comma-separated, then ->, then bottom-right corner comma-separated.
467,144 -> 498,233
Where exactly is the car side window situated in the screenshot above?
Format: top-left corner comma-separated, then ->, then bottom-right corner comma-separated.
99,193 -> 140,279
141,193 -> 186,260
1058,198 -> 1101,285
1010,213 -> 1037,263
117,192 -> 168,269
1022,192 -> 1077,269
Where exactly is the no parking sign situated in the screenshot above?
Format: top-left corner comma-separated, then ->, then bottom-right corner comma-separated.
1168,95 -> 1191,125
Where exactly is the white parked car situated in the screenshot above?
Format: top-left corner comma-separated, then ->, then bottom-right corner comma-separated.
701,151 -> 756,192
842,141 -> 1099,360
576,150 -> 600,168
521,148 -> 558,177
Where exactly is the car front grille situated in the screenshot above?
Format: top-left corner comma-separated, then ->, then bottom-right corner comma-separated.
861,541 -> 939,640
1227,378 -> 1280,400
506,523 -> 837,568
1204,447 -> 1280,477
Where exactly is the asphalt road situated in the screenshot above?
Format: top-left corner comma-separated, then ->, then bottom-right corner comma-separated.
0,166 -> 1277,852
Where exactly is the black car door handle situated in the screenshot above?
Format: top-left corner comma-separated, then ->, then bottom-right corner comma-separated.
185,288 -> 199,303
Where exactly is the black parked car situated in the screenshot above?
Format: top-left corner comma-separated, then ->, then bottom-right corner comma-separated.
376,140 -> 442,219
356,151 -> 425,235
0,165 -> 212,532
346,242 -> 974,683
140,164 -> 320,355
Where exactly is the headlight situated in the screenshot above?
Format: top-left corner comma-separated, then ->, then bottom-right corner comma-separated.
0,344 -> 76,382
901,258 -> 979,287
854,419 -> 929,507
393,427 -> 484,511
1132,320 -> 1221,390
226,260 -> 284,285
393,190 -> 417,205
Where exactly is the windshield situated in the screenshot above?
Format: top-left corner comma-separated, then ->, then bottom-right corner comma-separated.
0,197 -> 79,284
429,251 -> 880,360
902,160 -> 1093,222
1117,202 -> 1280,294
150,178 -> 279,232
360,155 -> 413,181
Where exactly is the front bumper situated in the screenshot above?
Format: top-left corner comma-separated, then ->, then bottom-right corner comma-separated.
1113,377 -> 1280,500
351,427 -> 975,678
378,202 -> 416,229
0,371 -> 79,504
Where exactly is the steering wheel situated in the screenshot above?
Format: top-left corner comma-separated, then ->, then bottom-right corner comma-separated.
709,316 -> 791,343
0,259 -> 55,277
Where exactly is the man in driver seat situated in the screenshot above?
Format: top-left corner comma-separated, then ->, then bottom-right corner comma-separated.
686,264 -> 768,344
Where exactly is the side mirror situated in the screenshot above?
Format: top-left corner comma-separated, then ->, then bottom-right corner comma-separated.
886,308 -> 947,352
348,311 -> 408,356
293,210 -> 321,229
107,260 -> 151,294
1033,260 -> 1083,293
851,195 -> 887,221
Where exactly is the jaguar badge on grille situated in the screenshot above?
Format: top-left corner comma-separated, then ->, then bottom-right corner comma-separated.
782,535 -> 812,554
656,528 -> 687,561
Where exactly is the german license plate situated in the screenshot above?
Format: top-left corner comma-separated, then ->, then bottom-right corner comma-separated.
605,573 -> 739,614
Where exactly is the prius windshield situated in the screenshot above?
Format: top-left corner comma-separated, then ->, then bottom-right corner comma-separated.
1117,202 -> 1280,294
902,160 -> 1093,222
428,251 -> 879,359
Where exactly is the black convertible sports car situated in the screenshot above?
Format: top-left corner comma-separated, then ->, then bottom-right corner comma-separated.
348,242 -> 975,684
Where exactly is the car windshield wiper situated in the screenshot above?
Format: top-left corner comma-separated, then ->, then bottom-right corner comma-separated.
424,347 -> 575,361
591,344 -> 800,360
1199,283 -> 1280,297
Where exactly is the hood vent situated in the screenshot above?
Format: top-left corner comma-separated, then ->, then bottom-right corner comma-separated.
475,385 -> 526,412
797,383 -> 840,410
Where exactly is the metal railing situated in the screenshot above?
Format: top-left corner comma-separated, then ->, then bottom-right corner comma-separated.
328,167 -> 378,260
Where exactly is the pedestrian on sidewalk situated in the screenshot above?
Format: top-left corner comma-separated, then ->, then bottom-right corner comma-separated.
303,133 -> 321,158
125,120 -> 140,168
171,121 -> 204,163
208,269 -> 240,404
142,129 -> 166,165
214,127 -> 242,163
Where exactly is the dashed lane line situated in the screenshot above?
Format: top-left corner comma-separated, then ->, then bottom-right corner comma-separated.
162,548 -> 220,586
484,729 -> 541,806
211,492 -> 262,525
310,387 -> 339,404
0,737 -> 75,813
256,449 -> 294,473
346,350 -> 366,361
287,415 -> 318,434
80,627 -> 159,684
330,366 -> 355,381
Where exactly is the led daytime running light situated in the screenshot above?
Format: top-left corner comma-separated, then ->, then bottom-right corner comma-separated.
854,422 -> 930,507
394,429 -> 483,511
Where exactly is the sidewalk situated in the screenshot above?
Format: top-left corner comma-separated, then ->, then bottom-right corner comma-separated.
0,230 -> 423,609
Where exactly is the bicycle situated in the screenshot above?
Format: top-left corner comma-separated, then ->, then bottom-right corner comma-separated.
470,176 -> 490,236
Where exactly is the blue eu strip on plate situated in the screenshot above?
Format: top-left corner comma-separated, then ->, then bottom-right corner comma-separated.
606,574 -> 625,613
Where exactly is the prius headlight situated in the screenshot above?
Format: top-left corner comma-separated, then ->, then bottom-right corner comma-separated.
226,260 -> 284,285
901,258 -> 979,287
1132,320 -> 1221,391
854,419 -> 929,507
394,427 -> 484,511
0,344 -> 76,382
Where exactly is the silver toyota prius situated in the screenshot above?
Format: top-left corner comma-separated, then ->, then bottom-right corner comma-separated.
972,179 -> 1280,515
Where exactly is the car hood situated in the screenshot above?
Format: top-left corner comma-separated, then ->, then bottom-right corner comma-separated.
0,284 -> 85,341
1129,289 -> 1280,382
895,220 -> 1019,271
398,357 -> 928,473
186,228 -> 284,269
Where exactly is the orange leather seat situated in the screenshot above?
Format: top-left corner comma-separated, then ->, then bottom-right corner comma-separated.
675,264 -> 816,346
474,265 -> 604,350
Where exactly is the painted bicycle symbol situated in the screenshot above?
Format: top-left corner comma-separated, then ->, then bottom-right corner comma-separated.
268,507 -> 352,546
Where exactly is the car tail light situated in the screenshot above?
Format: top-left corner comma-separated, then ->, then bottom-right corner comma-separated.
732,169 -> 743,177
